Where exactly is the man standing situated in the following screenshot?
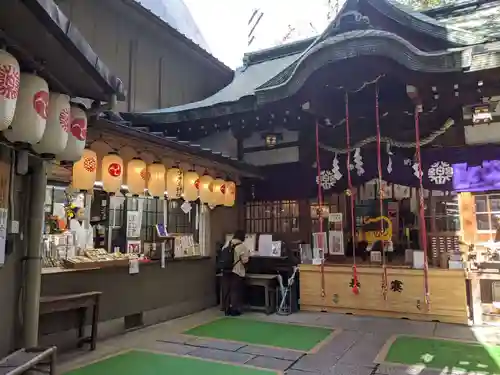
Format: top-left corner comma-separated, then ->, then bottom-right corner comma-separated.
220,230 -> 250,316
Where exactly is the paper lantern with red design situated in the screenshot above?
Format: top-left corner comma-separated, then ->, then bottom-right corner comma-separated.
183,170 -> 199,202
102,152 -> 123,194
127,158 -> 147,195
32,93 -> 70,155
212,178 -> 226,206
224,180 -> 236,207
148,162 -> 166,198
57,105 -> 87,162
198,174 -> 214,204
72,149 -> 97,191
0,50 -> 20,130
4,73 -> 48,144
166,167 -> 183,199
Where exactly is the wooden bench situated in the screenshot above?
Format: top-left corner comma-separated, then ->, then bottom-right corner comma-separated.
217,273 -> 278,314
40,291 -> 101,351
0,347 -> 57,375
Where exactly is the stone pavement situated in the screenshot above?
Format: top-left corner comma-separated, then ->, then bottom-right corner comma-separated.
59,308 -> 500,375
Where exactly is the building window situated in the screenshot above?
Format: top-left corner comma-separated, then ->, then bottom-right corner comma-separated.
475,194 -> 500,231
424,194 -> 461,232
245,200 -> 299,233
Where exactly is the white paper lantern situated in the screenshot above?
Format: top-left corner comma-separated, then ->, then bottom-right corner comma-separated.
72,149 -> 97,191
199,174 -> 214,204
224,180 -> 236,207
212,178 -> 226,206
4,73 -> 48,144
183,170 -> 199,202
0,50 -> 20,130
148,162 -> 166,197
166,166 -> 183,199
32,93 -> 70,155
102,152 -> 123,194
127,158 -> 147,195
57,105 -> 87,162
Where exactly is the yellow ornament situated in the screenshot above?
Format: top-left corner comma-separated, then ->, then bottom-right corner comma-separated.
345,189 -> 351,196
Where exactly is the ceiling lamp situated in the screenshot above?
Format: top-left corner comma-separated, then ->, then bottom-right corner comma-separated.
166,166 -> 183,200
147,162 -> 165,198
32,93 -> 70,156
212,178 -> 226,206
0,49 -> 20,130
57,105 -> 88,162
199,173 -> 214,204
72,149 -> 97,191
4,73 -> 48,144
102,152 -> 123,194
183,169 -> 199,202
127,158 -> 147,196
224,180 -> 236,207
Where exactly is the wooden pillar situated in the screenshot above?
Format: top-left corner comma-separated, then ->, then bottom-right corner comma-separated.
459,192 -> 476,244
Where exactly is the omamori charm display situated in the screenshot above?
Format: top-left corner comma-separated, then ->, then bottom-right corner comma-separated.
0,49 -> 20,130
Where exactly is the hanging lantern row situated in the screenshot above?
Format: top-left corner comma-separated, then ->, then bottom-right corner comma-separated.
72,152 -> 236,206
0,49 -> 87,161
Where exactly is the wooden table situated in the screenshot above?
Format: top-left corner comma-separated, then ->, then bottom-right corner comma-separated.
217,273 -> 278,314
40,292 -> 101,351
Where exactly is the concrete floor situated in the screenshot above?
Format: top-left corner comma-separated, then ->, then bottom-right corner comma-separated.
59,308 -> 500,375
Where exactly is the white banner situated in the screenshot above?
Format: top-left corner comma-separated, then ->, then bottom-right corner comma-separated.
329,231 -> 344,255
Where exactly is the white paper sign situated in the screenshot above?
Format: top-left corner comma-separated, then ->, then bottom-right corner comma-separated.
126,211 -> 141,238
328,213 -> 343,223
258,234 -> 273,256
328,231 -> 344,255
127,240 -> 141,254
129,259 -> 139,274
161,242 -> 166,269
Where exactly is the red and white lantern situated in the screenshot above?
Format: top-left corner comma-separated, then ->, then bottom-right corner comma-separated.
224,180 -> 236,207
198,174 -> 214,204
212,178 -> 226,206
57,105 -> 87,162
72,149 -> 97,191
32,93 -> 70,155
183,170 -> 199,202
126,158 -> 147,195
102,152 -> 123,194
148,162 -> 166,198
4,73 -> 48,144
166,166 -> 183,199
0,49 -> 20,130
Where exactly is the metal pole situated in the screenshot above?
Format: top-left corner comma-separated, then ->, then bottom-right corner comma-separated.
24,159 -> 46,348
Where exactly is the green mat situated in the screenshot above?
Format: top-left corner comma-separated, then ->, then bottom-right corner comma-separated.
65,350 -> 276,375
383,336 -> 500,374
184,317 -> 333,351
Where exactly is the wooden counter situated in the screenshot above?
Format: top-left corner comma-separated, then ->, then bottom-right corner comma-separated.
300,264 -> 468,324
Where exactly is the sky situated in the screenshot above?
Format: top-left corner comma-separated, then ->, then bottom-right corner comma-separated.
182,0 -> 341,69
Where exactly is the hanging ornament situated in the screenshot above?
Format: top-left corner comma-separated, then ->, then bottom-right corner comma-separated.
353,148 -> 364,176
148,162 -> 166,198
166,166 -> 183,199
4,73 -> 48,144
332,153 -> 342,180
350,265 -> 360,294
199,173 -> 214,204
212,178 -> 226,206
57,105 -> 88,162
0,49 -> 20,130
32,93 -> 70,155
183,169 -> 199,202
224,180 -> 236,207
102,152 -> 123,194
127,158 -> 147,195
72,149 -> 97,191
386,143 -> 393,174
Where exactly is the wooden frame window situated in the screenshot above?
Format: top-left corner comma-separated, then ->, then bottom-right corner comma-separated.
245,200 -> 299,233
425,194 -> 461,232
475,194 -> 500,232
